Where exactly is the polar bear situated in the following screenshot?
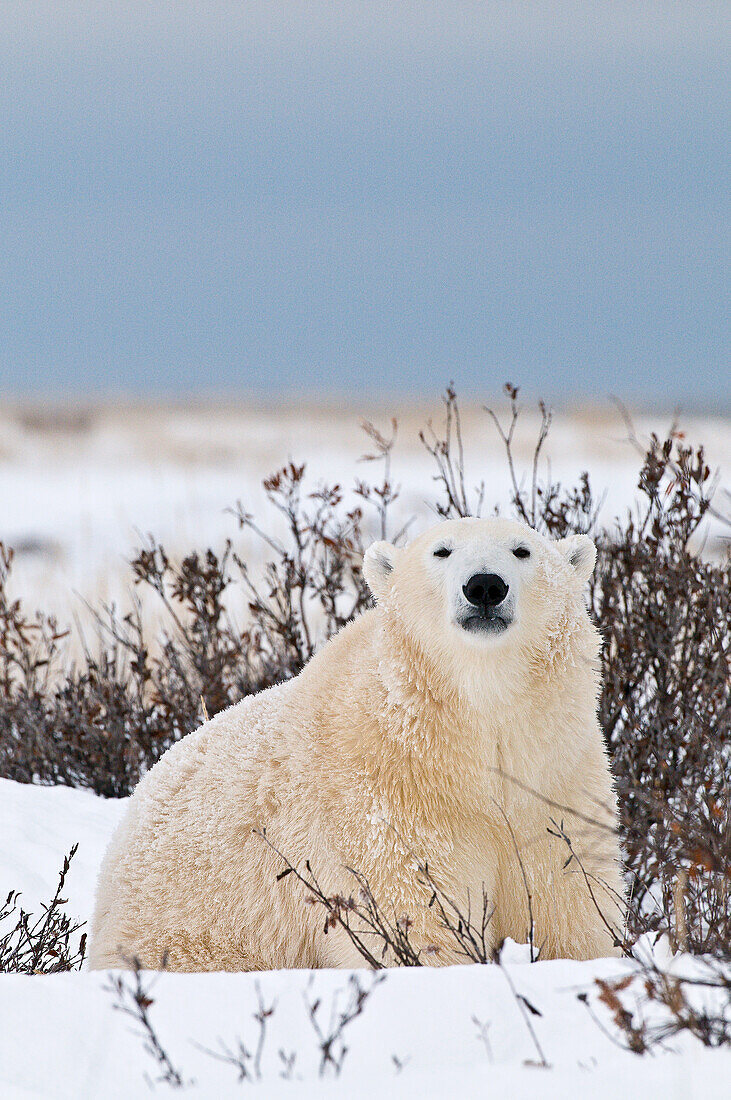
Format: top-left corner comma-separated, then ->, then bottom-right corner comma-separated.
88,518 -> 624,971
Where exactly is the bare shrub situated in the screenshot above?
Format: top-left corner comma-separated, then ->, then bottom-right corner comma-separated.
582,956 -> 731,1053
589,437 -> 730,956
0,846 -> 86,974
108,962 -> 383,1087
197,981 -> 276,1083
305,972 -> 386,1077
106,956 -> 188,1088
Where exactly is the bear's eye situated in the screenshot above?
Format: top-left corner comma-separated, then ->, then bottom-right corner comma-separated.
512,546 -> 531,560
433,546 -> 452,559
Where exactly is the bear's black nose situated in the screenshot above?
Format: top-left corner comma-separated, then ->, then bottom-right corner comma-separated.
463,573 -> 509,609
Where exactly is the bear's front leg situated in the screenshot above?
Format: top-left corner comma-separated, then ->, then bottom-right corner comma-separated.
495,828 -> 624,961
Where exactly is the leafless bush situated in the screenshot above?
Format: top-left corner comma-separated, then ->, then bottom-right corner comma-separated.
582,956 -> 731,1053
589,429 -> 729,955
108,963 -> 383,1087
197,982 -> 276,1083
106,956 -> 188,1088
229,461 -> 372,675
0,385 -> 728,960
305,972 -> 386,1077
420,384 -> 486,519
0,845 -> 86,974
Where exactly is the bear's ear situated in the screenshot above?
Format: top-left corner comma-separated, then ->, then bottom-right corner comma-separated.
555,534 -> 596,582
363,540 -> 399,600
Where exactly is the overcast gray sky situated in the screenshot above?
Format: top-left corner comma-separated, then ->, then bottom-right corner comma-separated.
1,3 -> 728,407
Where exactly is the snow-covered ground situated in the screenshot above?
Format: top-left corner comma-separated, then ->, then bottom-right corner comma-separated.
1,400 -> 728,623
1,777 -> 730,1098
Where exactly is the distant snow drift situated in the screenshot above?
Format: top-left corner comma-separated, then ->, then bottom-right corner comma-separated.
1,404 -> 728,630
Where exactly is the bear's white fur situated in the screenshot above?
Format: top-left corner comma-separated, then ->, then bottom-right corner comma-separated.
88,518 -> 624,971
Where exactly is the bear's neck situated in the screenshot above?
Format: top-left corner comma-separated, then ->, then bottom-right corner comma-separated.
370,611 -> 510,801
368,605 -> 596,825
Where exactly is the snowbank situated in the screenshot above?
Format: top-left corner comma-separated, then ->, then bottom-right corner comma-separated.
1,778 -> 729,1098
0,777 -> 127,919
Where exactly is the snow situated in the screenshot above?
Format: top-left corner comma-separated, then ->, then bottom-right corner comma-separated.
0,779 -> 127,920
1,777 -> 730,1097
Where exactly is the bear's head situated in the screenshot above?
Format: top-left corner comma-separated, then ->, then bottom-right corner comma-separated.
363,518 -> 597,690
